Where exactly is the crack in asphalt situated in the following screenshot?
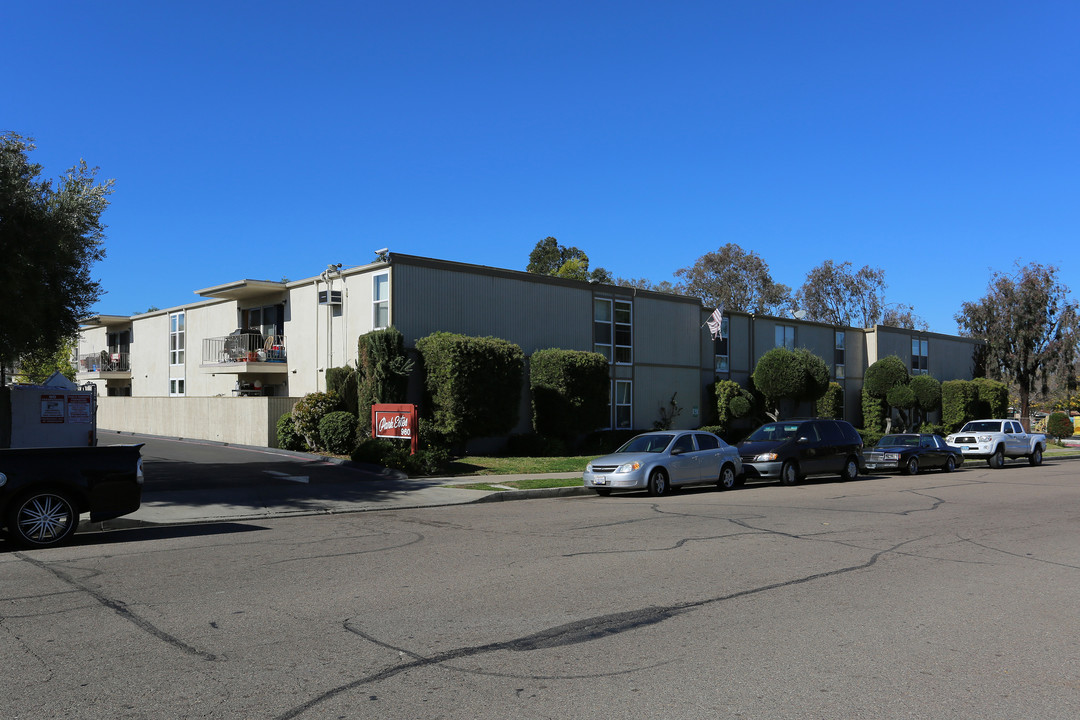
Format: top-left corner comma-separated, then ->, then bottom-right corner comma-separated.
15,553 -> 217,662
957,535 -> 1080,570
273,537 -> 919,720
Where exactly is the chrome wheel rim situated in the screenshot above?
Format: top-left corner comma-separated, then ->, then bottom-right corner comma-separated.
18,495 -> 74,543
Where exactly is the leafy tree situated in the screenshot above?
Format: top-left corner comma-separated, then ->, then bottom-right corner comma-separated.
675,243 -> 791,315
752,347 -> 829,420
526,236 -> 612,284
615,277 -> 679,294
529,348 -> 609,441
863,355 -> 910,432
13,336 -> 77,384
795,260 -> 927,329
955,262 -> 1080,419
714,379 -> 755,433
0,133 -> 113,383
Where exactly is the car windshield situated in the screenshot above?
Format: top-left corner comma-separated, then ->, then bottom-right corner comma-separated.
746,423 -> 801,442
962,421 -> 1002,432
617,434 -> 674,454
879,435 -> 919,447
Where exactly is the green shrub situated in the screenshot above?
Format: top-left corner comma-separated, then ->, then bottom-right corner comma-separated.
752,347 -> 830,419
714,379 -> 754,433
356,327 -> 414,432
942,380 -> 979,432
1048,411 -> 1074,439
275,412 -> 306,451
291,391 -> 340,450
909,375 -> 942,427
971,377 -> 1008,419
349,437 -> 450,476
530,348 -> 609,440
319,411 -> 358,455
326,366 -> 359,416
416,332 -> 525,446
862,388 -> 886,432
817,382 -> 844,419
858,429 -> 884,447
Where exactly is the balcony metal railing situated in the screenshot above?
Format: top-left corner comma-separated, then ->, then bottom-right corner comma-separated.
202,334 -> 288,364
77,352 -> 130,373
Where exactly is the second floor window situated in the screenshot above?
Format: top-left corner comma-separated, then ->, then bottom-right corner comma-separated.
775,324 -> 795,349
834,331 -> 846,379
373,272 -> 389,328
714,317 -> 730,373
594,298 -> 633,364
169,312 -> 185,365
912,337 -> 929,374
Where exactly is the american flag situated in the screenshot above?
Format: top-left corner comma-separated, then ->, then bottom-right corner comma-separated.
706,308 -> 724,339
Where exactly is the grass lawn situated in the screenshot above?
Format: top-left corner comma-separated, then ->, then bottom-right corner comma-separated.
448,477 -> 584,492
442,455 -> 591,476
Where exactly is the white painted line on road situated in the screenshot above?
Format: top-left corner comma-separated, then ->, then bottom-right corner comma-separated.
264,470 -> 310,484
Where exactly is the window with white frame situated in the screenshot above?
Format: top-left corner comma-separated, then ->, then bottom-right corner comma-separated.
594,298 -> 632,364
714,317 -> 730,373
775,324 -> 795,349
373,272 -> 389,329
911,337 -> 929,375
169,312 -> 185,365
834,331 -> 846,379
169,378 -> 185,396
615,380 -> 632,429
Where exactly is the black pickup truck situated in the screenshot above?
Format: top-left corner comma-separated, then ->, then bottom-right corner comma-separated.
0,444 -> 144,548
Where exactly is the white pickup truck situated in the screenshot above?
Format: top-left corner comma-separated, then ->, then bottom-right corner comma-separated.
945,419 -> 1047,469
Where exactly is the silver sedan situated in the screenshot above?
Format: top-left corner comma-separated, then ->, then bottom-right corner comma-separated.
583,430 -> 743,497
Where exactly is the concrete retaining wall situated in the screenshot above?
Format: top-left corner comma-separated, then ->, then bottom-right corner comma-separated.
96,396 -> 300,447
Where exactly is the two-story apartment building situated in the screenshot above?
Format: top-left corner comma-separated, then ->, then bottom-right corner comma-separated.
77,252 -> 982,448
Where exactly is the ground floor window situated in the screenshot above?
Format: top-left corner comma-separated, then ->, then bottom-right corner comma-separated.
170,378 -> 185,396
615,380 -> 632,429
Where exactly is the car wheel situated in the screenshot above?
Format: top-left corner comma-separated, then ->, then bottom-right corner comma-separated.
943,455 -> 956,473
6,489 -> 79,548
594,488 -> 612,496
717,464 -> 737,491
905,457 -> 919,476
647,469 -> 670,497
780,460 -> 800,486
840,456 -> 859,481
1029,447 -> 1043,466
988,447 -> 1005,469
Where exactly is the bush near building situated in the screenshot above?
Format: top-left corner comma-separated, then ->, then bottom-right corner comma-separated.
276,412 -> 306,451
356,327 -> 413,433
291,391 -> 340,451
529,348 -> 609,442
416,332 -> 525,448
752,346 -> 829,420
319,411 -> 358,455
817,382 -> 844,419
1048,411 -> 1074,439
942,380 -> 980,432
971,377 -> 1009,419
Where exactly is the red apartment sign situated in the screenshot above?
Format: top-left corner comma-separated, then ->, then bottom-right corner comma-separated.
371,403 -> 419,455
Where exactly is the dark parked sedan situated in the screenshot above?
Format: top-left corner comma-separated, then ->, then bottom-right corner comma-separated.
863,434 -> 963,475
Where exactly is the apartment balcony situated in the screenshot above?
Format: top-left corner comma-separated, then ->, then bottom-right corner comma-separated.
77,352 -> 131,378
201,333 -> 289,374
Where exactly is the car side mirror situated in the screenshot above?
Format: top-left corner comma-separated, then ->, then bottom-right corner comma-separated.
671,447 -> 684,455
796,436 -> 809,443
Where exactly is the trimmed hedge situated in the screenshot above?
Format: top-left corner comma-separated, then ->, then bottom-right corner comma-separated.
416,332 -> 525,446
529,348 -> 609,440
319,411 -> 358,455
1048,411 -> 1074,439
276,412 -> 306,451
972,377 -> 1008,419
942,380 -> 979,432
817,382 -> 844,419
356,327 -> 413,432
291,391 -> 340,451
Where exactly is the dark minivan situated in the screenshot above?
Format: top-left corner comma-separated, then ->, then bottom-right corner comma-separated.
737,418 -> 863,485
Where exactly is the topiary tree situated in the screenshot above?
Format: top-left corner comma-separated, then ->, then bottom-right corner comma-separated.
864,355 -> 910,433
909,374 -> 942,428
715,379 -> 755,433
356,327 -> 414,433
291,391 -> 340,451
529,348 -> 609,442
1047,411 -> 1074,440
862,387 -> 887,431
752,346 -> 830,420
416,332 -> 525,448
886,384 -> 916,431
817,382 -> 844,419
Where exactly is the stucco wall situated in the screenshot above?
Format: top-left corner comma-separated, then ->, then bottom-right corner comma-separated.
96,396 -> 300,447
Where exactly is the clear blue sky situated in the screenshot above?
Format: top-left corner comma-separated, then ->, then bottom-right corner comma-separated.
7,1 -> 1077,334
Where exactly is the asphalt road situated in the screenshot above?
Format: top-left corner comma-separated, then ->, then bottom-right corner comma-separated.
3,458 -> 1079,719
